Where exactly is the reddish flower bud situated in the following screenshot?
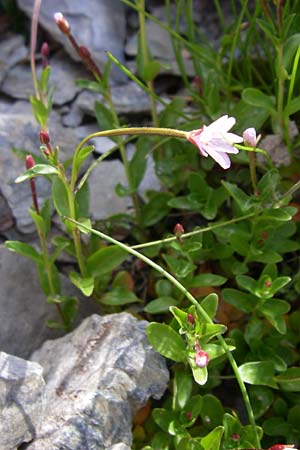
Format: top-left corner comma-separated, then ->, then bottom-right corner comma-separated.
174,223 -> 184,240
41,42 -> 49,58
195,350 -> 209,368
268,445 -> 295,450
187,313 -> 195,325
39,130 -> 50,145
54,12 -> 71,35
264,279 -> 272,288
185,411 -> 193,421
25,154 -> 35,169
231,433 -> 240,441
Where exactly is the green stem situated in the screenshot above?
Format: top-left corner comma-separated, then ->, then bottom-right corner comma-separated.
30,0 -> 41,100
104,91 -> 142,225
132,212 -> 258,250
73,127 -> 188,171
65,217 -> 260,448
249,151 -> 258,194
276,43 -> 285,137
59,166 -> 87,277
38,229 -> 67,328
136,0 -> 159,127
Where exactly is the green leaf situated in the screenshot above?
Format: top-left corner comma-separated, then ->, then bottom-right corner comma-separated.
40,198 -> 52,237
52,176 -> 70,217
73,145 -> 95,177
75,181 -> 89,218
146,322 -> 186,362
222,288 -> 258,313
37,262 -> 61,295
200,293 -> 219,320
199,395 -> 224,429
285,94 -> 300,116
94,101 -> 116,131
69,271 -> 94,296
144,296 -> 179,314
174,369 -> 193,410
242,88 -> 276,112
283,33 -> 300,70
5,240 -> 41,264
141,192 -> 173,226
275,367 -> 300,391
87,246 -> 127,277
236,275 -> 257,294
38,65 -> 51,93
189,274 -> 227,287
143,60 -> 161,82
29,208 -> 46,235
100,286 -> 140,305
259,299 -> 290,334
221,181 -> 254,212
189,359 -> 208,386
200,426 -> 223,450
129,137 -> 150,190
163,254 -> 196,279
152,408 -> 176,433
249,385 -> 274,419
15,164 -> 59,183
239,361 -> 278,388
263,417 -> 292,436
170,305 -> 188,328
261,207 -> 297,221
30,96 -> 49,128
155,279 -> 173,297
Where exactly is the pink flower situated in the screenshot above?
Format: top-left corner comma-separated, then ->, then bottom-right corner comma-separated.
186,115 -> 243,169
195,350 -> 209,368
243,127 -> 261,147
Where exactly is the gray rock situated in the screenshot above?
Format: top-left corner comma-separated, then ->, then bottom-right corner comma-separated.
258,122 -> 299,167
69,81 -> 153,124
127,143 -> 160,199
0,193 -> 14,232
0,33 -> 28,84
108,444 -> 131,450
0,101 -> 89,233
0,245 -> 100,358
1,50 -> 87,105
17,0 -> 126,83
27,313 -> 169,449
88,160 -> 132,220
0,351 -> 45,450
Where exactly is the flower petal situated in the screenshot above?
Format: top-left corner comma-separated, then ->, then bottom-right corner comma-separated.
202,144 -> 231,169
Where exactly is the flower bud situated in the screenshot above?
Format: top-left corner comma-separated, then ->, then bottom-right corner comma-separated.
25,154 -> 35,170
54,12 -> 70,35
267,445 -> 295,450
187,313 -> 195,326
174,223 -> 184,240
195,350 -> 209,368
243,128 -> 261,147
41,42 -> 49,58
185,411 -> 193,421
39,130 -> 50,145
231,433 -> 240,441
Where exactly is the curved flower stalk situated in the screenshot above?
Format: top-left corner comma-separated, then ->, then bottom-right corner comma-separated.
186,115 -> 243,169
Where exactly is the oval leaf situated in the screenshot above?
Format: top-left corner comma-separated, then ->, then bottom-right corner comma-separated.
146,322 -> 186,362
239,361 -> 278,388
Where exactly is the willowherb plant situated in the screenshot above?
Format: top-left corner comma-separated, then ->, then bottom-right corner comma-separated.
4,1 -> 300,449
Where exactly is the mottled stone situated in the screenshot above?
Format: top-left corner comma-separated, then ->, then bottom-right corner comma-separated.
0,101 -> 90,233
27,313 -> 169,449
88,159 -> 132,220
17,0 -> 126,83
1,50 -> 86,105
69,81 -> 153,124
0,33 -> 28,84
0,352 -> 45,450
0,245 -> 99,358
